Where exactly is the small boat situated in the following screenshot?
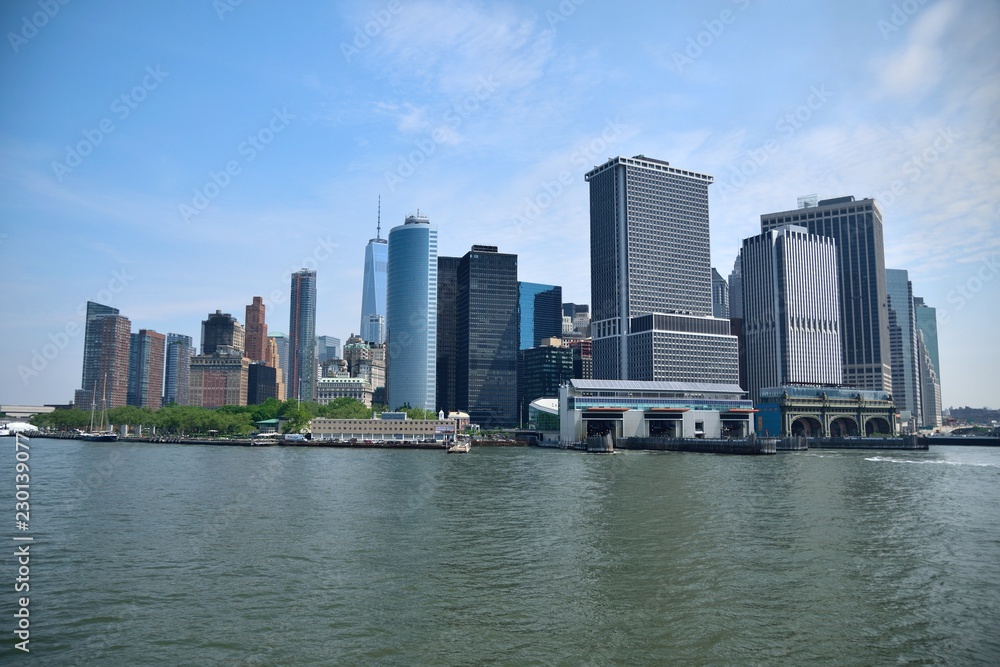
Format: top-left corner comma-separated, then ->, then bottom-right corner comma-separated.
79,431 -> 119,442
447,441 -> 471,453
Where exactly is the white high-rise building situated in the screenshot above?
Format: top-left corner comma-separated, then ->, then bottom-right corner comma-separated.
386,213 -> 438,412
740,225 -> 842,403
585,155 -> 738,384
886,269 -> 922,428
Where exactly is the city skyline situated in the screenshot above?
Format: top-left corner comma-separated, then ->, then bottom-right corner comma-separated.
2,1 -> 997,408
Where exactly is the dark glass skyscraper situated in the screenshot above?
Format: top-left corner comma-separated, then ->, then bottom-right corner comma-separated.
457,245 -> 518,428
289,269 -> 317,402
518,282 -> 562,350
586,155 -> 738,384
761,196 -> 892,393
436,256 -> 461,414
80,301 -> 119,402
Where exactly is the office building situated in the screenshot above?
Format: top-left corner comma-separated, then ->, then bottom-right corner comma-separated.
318,336 -> 341,364
268,333 -> 289,399
317,376 -> 373,408
917,330 -> 942,428
360,202 -> 389,344
562,302 -> 590,336
435,256 -> 461,414
457,245 -> 519,428
201,311 -> 245,356
386,213 -> 437,412
761,196 -> 892,393
127,329 -> 166,409
164,333 -> 193,406
886,269 -> 921,429
189,347 -> 249,408
586,155 -> 739,384
711,268 -> 729,318
564,337 -> 593,380
727,255 -> 747,391
244,297 -> 268,363
247,363 -> 278,405
519,338 -> 574,427
289,269 -> 317,402
913,297 -> 940,383
740,225 -> 842,403
519,282 -> 562,350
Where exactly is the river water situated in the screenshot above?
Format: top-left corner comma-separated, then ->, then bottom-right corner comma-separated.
2,437 -> 998,665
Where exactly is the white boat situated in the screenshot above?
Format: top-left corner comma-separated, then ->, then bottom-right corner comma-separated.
447,441 -> 471,453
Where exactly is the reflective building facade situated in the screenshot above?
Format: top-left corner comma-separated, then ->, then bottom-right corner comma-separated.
386,214 -> 437,412
519,282 -> 562,350
164,333 -> 193,406
456,245 -> 519,428
361,232 -> 388,345
886,269 -> 921,427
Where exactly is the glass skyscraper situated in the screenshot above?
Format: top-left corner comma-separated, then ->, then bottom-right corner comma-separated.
360,213 -> 388,345
386,214 -> 437,412
518,282 -> 562,350
164,333 -> 193,406
586,155 -> 738,384
127,329 -> 166,409
289,269 -> 317,402
457,245 -> 519,428
886,269 -> 922,427
436,256 -> 461,414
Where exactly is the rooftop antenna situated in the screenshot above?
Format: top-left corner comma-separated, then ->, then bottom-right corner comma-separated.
376,194 -> 382,239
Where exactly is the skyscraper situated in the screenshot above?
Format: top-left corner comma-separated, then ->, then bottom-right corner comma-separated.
386,213 -> 437,412
268,332 -> 289,400
917,329 -> 942,428
360,200 -> 389,344
913,297 -> 940,383
519,282 -> 562,350
244,296 -> 268,363
98,314 -> 132,409
289,269 -> 318,402
127,329 -> 166,409
164,333 -> 193,406
711,268 -> 729,318
201,311 -> 245,356
77,301 -> 120,408
740,225 -> 842,402
727,255 -> 747,391
519,338 -> 573,427
436,255 -> 461,414
585,154 -> 738,384
317,336 -> 341,364
457,245 -> 519,428
886,269 -> 922,428
761,196 -> 892,393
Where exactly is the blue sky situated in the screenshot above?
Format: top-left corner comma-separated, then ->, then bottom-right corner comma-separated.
1,0 -> 997,409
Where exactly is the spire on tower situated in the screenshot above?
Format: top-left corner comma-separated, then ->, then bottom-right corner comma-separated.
376,195 -> 382,240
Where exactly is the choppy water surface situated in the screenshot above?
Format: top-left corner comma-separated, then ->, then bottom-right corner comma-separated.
2,438 -> 998,665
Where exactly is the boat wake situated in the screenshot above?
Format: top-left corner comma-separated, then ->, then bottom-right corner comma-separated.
864,456 -> 1000,468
